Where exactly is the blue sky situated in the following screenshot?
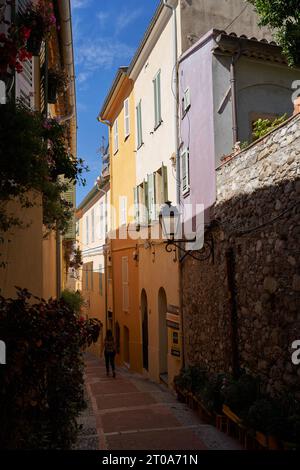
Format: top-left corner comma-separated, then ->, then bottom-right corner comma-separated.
70,0 -> 160,205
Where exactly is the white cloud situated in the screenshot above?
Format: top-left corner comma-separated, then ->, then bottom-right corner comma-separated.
75,39 -> 134,72
97,11 -> 110,27
116,8 -> 143,34
77,72 -> 91,84
71,0 -> 91,10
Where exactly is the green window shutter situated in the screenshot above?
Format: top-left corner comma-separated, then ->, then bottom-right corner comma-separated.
161,164 -> 168,203
153,70 -> 161,128
134,186 -> 139,224
147,173 -> 156,222
136,101 -> 143,148
142,180 -> 148,225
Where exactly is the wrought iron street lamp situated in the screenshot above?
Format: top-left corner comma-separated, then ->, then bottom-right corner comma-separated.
159,201 -> 214,262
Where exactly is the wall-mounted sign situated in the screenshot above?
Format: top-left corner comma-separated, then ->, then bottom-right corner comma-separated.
170,331 -> 180,357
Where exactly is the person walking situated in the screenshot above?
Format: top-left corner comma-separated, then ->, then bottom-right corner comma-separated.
103,329 -> 116,378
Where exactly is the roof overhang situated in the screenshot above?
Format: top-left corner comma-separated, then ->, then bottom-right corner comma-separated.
98,66 -> 128,123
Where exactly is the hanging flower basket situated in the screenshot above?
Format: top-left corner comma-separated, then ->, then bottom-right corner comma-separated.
26,33 -> 43,56
48,75 -> 58,103
47,69 -> 68,104
18,0 -> 56,56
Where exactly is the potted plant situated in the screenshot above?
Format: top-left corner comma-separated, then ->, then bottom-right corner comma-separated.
19,0 -> 56,56
222,374 -> 259,424
48,68 -> 68,104
246,398 -> 284,450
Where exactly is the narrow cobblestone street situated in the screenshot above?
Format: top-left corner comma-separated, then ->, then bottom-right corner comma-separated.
75,353 -> 241,450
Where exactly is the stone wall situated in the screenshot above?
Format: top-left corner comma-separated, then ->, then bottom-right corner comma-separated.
182,114 -> 300,399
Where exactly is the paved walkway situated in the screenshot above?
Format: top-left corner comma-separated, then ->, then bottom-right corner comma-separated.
77,353 -> 241,450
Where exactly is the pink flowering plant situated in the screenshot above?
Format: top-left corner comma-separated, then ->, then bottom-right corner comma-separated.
0,22 -> 32,75
19,0 -> 56,54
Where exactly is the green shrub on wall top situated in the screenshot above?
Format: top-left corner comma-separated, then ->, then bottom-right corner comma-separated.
0,288 -> 101,449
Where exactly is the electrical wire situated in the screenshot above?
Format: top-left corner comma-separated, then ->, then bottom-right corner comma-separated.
224,5 -> 248,32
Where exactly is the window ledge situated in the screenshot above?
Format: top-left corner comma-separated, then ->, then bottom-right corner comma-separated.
124,134 -> 130,141
113,149 -> 119,156
182,106 -> 191,119
137,142 -> 144,151
154,120 -> 163,132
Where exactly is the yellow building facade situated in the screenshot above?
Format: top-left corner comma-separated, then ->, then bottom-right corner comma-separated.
0,0 -> 76,300
99,69 -> 142,373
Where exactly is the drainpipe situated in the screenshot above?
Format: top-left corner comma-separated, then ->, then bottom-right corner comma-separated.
230,49 -> 241,145
163,1 -> 185,375
163,0 -> 180,205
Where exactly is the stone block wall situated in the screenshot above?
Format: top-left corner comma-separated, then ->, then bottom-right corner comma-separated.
182,114 -> 300,398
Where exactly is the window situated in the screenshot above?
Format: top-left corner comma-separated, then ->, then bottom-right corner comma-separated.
122,257 -> 129,311
84,264 -> 89,290
91,209 -> 95,243
99,264 -> 103,295
86,215 -> 89,245
181,148 -> 190,195
155,165 -> 168,207
113,118 -> 119,154
120,196 -> 127,226
76,221 -> 79,236
153,70 -> 162,128
134,180 -> 148,225
136,100 -> 143,148
124,98 -> 130,138
147,173 -> 156,222
90,262 -> 94,291
99,202 -> 104,239
182,87 -> 191,117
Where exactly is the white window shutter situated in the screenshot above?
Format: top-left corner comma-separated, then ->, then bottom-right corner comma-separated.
134,187 -> 139,224
181,149 -> 190,195
124,98 -> 130,138
99,264 -> 103,295
122,256 -> 129,311
91,208 -> 95,242
184,88 -> 191,111
86,215 -> 89,245
120,196 -> 127,226
113,119 -> 118,153
63,181 -> 76,239
15,0 -> 34,108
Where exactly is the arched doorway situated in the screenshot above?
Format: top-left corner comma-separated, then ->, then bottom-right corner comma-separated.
141,289 -> 149,371
158,287 -> 168,378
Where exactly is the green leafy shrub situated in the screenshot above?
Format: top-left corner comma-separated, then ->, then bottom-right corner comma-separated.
0,288 -> 101,449
60,289 -> 85,315
199,372 -> 230,413
246,398 -> 285,436
253,114 -> 287,140
174,365 -> 207,394
223,374 -> 259,418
